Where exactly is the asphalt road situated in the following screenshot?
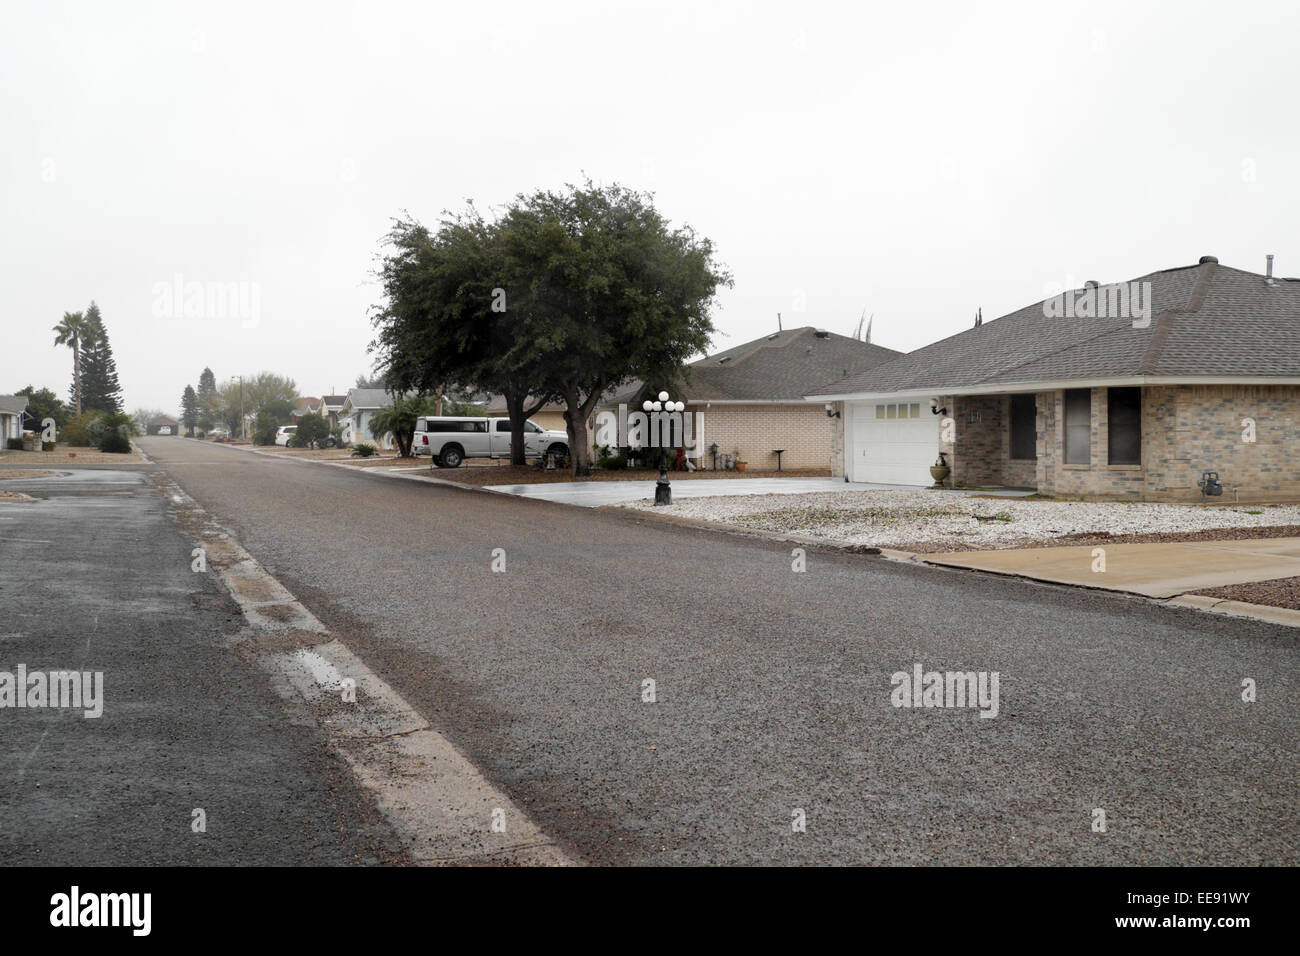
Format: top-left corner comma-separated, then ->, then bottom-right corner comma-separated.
0,467 -> 404,864
17,439 -> 1300,865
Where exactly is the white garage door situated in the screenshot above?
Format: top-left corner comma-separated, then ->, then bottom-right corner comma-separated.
850,401 -> 937,485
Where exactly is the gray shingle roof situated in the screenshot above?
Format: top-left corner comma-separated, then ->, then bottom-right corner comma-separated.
806,258 -> 1300,397
0,395 -> 29,415
608,327 -> 901,404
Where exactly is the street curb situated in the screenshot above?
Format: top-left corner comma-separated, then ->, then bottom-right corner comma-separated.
1165,593 -> 1300,628
155,465 -> 576,866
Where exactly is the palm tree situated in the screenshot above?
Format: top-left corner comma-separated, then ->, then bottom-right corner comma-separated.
53,311 -> 90,414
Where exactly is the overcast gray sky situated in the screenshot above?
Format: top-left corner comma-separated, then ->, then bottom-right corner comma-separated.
5,0 -> 1298,414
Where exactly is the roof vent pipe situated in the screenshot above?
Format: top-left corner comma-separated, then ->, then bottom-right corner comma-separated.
1084,279 -> 1099,289
1266,254 -> 1275,284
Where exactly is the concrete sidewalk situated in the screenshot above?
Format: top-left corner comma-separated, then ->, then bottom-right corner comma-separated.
924,537 -> 1300,598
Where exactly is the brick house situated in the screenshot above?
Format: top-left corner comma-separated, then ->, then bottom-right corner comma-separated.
603,327 -> 901,470
808,256 -> 1300,502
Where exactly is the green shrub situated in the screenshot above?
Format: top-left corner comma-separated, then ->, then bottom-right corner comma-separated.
290,413 -> 330,448
98,431 -> 132,454
42,441 -> 56,451
6,437 -> 22,451
351,442 -> 377,458
62,410 -> 101,447
252,412 -> 280,446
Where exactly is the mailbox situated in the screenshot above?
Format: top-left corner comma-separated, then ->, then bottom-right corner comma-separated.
1198,471 -> 1223,502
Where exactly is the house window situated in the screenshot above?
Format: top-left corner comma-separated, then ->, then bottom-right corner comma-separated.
1009,394 -> 1036,460
1108,387 -> 1141,465
875,405 -> 885,419
886,404 -> 897,419
1063,389 -> 1091,465
909,403 -> 920,418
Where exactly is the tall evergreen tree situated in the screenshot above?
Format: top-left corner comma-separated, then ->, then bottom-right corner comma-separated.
181,385 -> 199,436
196,367 -> 217,428
78,302 -> 123,414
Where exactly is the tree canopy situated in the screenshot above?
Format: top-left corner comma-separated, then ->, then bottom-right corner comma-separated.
370,181 -> 730,473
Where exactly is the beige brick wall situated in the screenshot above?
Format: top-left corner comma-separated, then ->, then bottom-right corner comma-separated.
1037,385 -> 1300,502
692,402 -> 836,471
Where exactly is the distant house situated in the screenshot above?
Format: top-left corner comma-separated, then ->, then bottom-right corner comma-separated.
483,394 -> 567,432
318,395 -> 346,429
0,395 -> 29,443
146,415 -> 182,435
601,327 -> 902,470
808,256 -> 1300,501
289,397 -> 322,423
338,388 -> 412,449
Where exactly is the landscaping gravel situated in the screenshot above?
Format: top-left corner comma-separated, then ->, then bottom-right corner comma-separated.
625,489 -> 1300,551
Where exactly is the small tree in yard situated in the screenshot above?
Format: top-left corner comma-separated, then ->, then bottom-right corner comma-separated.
181,385 -> 199,436
368,395 -> 431,457
290,413 -> 330,448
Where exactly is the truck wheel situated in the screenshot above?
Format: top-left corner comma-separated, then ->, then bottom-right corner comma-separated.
440,445 -> 464,468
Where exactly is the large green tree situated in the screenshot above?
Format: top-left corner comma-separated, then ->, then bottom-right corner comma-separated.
499,182 -> 729,474
15,385 -> 68,435
52,311 -> 90,414
78,302 -> 123,414
370,210 -> 556,466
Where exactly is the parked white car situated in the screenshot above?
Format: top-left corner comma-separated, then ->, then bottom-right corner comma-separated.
275,425 -> 297,446
157,426 -> 171,435
413,416 -> 568,468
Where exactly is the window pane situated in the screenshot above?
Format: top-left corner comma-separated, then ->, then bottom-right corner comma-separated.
1107,387 -> 1141,465
1010,394 -> 1037,460
887,404 -> 897,419
1064,389 -> 1091,465
909,403 -> 920,418
496,420 -> 512,432
876,405 -> 885,419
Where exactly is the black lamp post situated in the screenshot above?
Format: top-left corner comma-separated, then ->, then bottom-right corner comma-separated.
644,391 -> 683,506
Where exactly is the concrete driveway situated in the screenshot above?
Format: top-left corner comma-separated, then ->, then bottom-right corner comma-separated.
484,477 -> 989,507
925,537 -> 1300,598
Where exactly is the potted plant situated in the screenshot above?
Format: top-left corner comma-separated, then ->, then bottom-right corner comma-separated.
733,450 -> 747,472
929,452 -> 950,488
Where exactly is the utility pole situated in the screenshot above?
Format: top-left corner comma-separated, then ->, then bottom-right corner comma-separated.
239,376 -> 245,441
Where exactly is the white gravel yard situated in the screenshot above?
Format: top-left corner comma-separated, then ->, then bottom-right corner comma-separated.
623,490 -> 1300,551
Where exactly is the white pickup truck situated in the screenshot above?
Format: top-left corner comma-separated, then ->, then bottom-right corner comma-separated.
414,416 -> 569,468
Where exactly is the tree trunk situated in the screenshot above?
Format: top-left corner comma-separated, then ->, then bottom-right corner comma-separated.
563,382 -> 603,477
504,392 -> 527,466
73,340 -> 81,415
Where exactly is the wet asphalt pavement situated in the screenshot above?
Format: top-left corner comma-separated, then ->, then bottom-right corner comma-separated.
105,437 -> 1299,866
0,466 -> 404,865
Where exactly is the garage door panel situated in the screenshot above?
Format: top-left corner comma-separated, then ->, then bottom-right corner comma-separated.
850,403 -> 936,485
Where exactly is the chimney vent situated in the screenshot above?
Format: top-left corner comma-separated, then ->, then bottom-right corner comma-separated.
1084,279 -> 1099,289
1266,254 -> 1275,283
1199,255 -> 1219,264
814,328 -> 830,338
